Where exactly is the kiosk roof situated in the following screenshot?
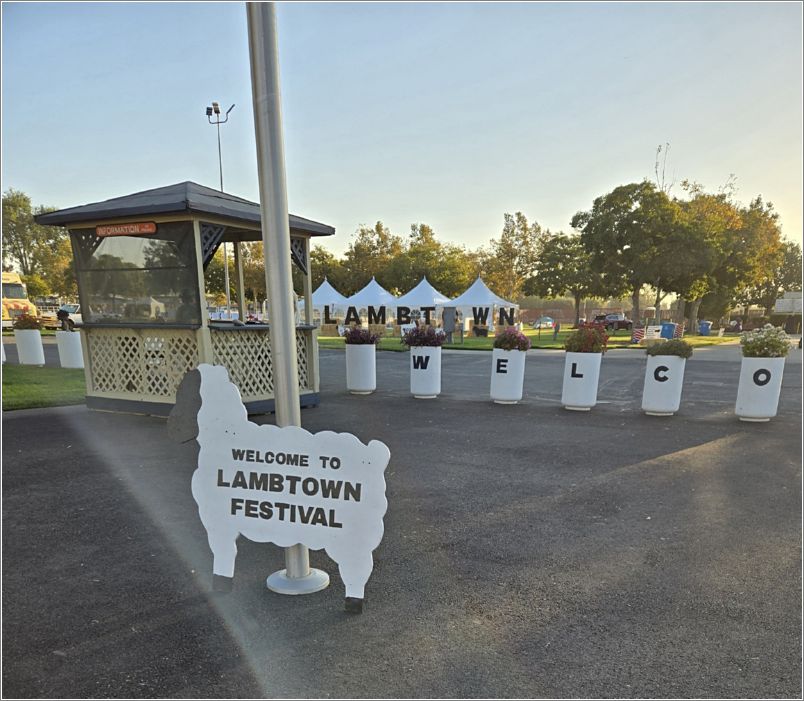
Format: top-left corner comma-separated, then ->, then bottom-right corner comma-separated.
35,181 -> 335,237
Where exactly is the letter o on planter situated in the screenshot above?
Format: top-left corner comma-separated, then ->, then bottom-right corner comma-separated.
561,352 -> 601,411
642,355 -> 686,415
490,348 -> 526,404
410,346 -> 441,398
345,343 -> 376,394
735,356 -> 785,422
56,330 -> 84,369
14,329 -> 45,366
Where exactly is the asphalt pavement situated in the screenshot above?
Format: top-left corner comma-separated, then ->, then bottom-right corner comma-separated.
2,345 -> 801,698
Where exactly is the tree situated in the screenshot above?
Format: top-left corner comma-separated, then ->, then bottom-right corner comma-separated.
572,181 -> 681,321
480,212 -> 543,300
341,221 -> 404,294
21,273 -> 50,299
673,182 -> 743,328
523,233 -> 606,325
2,190 -> 69,277
204,248 -> 236,304
737,240 -> 801,316
385,223 -> 479,296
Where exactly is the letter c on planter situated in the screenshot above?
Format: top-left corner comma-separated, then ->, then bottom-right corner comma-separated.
653,365 -> 669,382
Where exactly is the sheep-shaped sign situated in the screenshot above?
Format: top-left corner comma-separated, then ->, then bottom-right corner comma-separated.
171,364 -> 390,612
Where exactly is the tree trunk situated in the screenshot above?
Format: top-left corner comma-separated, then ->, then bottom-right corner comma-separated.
632,288 -> 641,325
574,293 -> 582,327
677,298 -> 686,324
687,298 -> 702,334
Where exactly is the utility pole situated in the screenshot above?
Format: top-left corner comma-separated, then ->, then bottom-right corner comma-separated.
206,101 -> 235,318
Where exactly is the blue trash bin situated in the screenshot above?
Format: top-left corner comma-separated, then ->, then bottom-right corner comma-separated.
699,320 -> 712,336
660,322 -> 677,339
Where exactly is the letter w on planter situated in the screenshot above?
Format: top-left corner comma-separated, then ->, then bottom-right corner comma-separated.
642,355 -> 686,416
735,357 -> 785,422
561,352 -> 601,410
410,347 -> 441,399
490,348 -> 526,404
345,344 -> 376,394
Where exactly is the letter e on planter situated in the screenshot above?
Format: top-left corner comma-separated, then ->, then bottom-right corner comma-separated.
191,364 -> 391,602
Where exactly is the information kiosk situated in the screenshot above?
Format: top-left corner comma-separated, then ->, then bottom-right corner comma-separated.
36,181 -> 334,415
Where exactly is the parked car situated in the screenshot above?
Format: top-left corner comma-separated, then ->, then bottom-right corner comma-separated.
593,313 -> 633,331
58,303 -> 83,330
531,316 -> 554,329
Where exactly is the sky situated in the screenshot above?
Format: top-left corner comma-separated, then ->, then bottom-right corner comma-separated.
2,2 -> 802,257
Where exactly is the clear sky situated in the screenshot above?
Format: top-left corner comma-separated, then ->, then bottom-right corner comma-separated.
2,2 -> 802,256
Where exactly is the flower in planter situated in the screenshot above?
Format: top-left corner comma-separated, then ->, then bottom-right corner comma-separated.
564,326 -> 608,354
12,313 -> 41,331
401,325 -> 446,348
493,326 -> 531,352
740,324 -> 790,358
342,327 -> 382,345
645,338 -> 693,359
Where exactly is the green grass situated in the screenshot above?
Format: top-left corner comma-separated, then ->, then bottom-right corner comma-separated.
318,328 -> 739,352
2,365 -> 86,411
2,329 -> 58,336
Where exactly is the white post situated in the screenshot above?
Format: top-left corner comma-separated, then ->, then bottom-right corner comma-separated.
247,1 -> 329,595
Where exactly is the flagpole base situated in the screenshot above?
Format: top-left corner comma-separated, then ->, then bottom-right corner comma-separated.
266,568 -> 330,595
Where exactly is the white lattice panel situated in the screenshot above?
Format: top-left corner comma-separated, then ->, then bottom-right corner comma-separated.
211,329 -> 274,402
296,330 -> 311,390
210,328 -> 313,402
85,328 -> 198,400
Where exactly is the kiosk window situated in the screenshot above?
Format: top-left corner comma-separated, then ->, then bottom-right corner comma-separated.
72,222 -> 201,325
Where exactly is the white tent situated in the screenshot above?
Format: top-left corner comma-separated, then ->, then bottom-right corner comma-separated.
345,277 -> 397,309
394,276 -> 451,309
310,277 -> 349,310
450,276 -> 517,309
449,276 -> 518,331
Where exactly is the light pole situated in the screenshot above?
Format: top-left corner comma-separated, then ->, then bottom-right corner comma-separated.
206,101 -> 235,318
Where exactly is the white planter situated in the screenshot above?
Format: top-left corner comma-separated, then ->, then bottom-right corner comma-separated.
1,341 -> 5,364
735,356 -> 785,422
642,355 -> 686,415
345,343 -> 376,394
56,330 -> 84,369
490,348 -> 526,404
409,346 -> 441,398
14,329 -> 45,366
561,352 -> 602,410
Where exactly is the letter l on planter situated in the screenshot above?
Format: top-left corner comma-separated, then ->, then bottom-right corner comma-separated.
561,352 -> 601,410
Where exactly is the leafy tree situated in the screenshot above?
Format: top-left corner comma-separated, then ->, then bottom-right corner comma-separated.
572,181 -> 682,321
204,248 -> 236,304
341,221 -> 404,294
21,273 -> 50,299
386,223 -> 479,296
480,212 -> 543,300
3,189 -> 68,276
673,182 -> 743,328
736,240 -> 801,315
523,233 -> 606,325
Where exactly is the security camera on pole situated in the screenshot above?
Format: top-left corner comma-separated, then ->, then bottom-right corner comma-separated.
205,100 -> 235,319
